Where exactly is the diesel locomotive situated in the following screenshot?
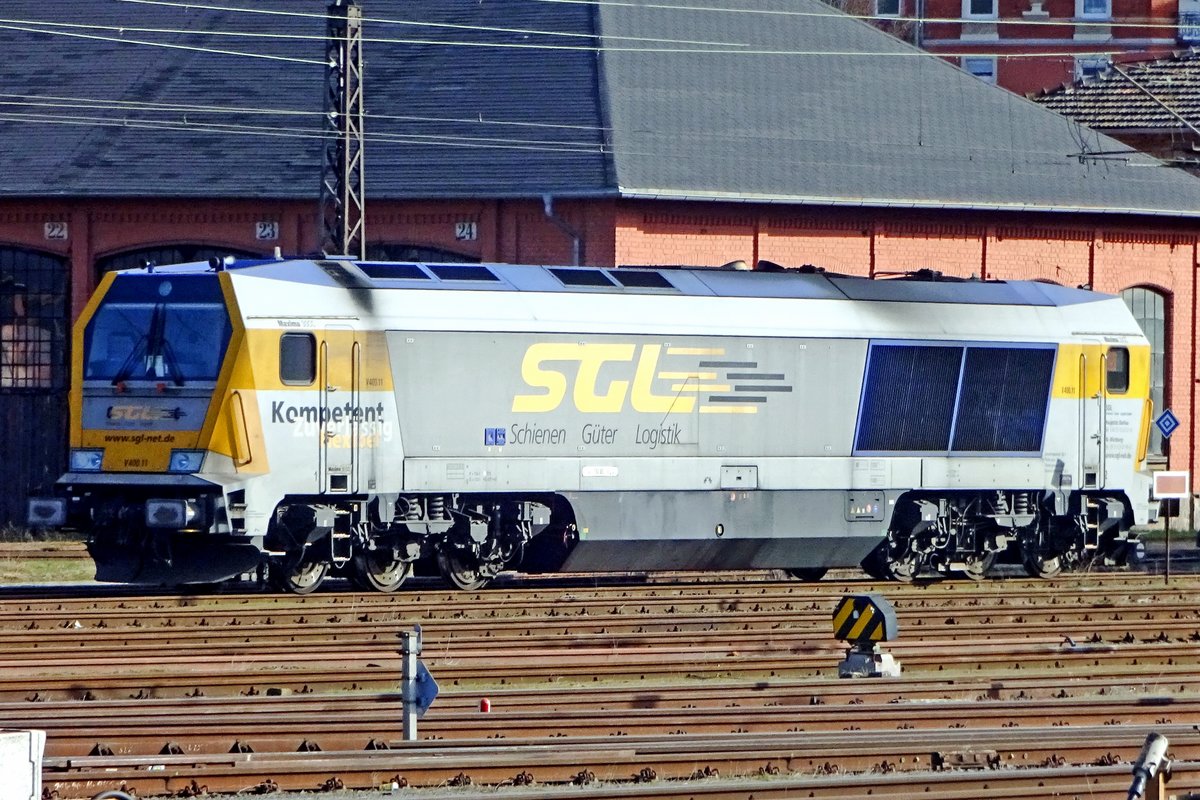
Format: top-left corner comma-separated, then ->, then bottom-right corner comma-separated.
28,257 -> 1156,591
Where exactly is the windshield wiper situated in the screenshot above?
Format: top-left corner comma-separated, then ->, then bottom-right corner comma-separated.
112,304 -> 185,386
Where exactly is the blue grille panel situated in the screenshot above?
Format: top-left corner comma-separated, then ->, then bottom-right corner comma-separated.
951,347 -> 1054,452
856,345 -> 962,452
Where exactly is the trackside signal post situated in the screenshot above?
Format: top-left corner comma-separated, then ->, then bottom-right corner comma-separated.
399,626 -> 438,741
1153,470 -> 1190,586
833,593 -> 901,678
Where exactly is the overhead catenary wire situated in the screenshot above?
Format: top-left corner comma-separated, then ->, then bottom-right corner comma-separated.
119,0 -> 1200,34
0,13 -> 758,49
0,111 -> 612,154
0,108 -> 1123,171
0,4 -> 1177,174
0,92 -> 616,133
2,90 -> 1173,155
0,21 -> 324,65
0,17 -> 1158,60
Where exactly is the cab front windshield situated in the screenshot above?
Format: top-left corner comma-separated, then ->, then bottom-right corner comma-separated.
84,276 -> 232,384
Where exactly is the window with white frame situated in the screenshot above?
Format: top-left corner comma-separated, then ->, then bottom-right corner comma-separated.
876,0 -> 902,16
963,56 -> 997,83
963,0 -> 997,19
1077,0 -> 1111,17
1074,56 -> 1110,81
1120,287 -> 1168,458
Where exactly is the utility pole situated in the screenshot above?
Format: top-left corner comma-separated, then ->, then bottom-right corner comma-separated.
319,0 -> 366,259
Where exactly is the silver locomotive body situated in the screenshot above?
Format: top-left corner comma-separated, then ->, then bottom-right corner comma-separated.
45,259 -> 1155,590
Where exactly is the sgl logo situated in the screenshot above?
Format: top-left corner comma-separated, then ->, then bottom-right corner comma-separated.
512,343 -> 790,414
106,405 -> 187,421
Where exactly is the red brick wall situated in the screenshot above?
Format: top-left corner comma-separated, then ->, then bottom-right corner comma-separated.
985,226 -> 1092,285
616,208 -> 755,267
759,219 -> 872,274
875,224 -> 986,275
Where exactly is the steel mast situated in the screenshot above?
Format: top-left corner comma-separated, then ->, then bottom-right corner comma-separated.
319,0 -> 365,259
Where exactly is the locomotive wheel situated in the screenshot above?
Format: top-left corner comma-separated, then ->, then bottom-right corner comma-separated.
862,542 -> 919,582
958,551 -> 996,581
351,549 -> 411,593
437,550 -> 491,591
1022,553 -> 1062,579
786,567 -> 828,582
270,554 -> 329,594
861,533 -> 923,582
886,553 -> 920,583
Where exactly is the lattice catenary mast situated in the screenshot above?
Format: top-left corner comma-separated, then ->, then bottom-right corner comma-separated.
319,0 -> 366,259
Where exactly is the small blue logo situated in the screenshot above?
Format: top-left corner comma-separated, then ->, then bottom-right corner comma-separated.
484,427 -> 506,446
1155,409 -> 1180,440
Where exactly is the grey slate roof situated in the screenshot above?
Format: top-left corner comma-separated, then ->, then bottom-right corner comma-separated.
1033,50 -> 1200,133
4,0 -> 1200,218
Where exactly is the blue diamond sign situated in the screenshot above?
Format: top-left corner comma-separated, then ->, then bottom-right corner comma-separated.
1155,409 -> 1181,440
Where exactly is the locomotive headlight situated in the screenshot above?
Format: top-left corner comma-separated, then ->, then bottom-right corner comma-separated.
145,498 -> 209,530
168,450 -> 206,474
26,498 -> 66,528
69,449 -> 104,472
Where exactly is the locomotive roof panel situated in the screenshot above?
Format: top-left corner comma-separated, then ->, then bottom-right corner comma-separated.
6,1 -> 1200,218
136,258 -> 1107,307
108,259 -> 1143,343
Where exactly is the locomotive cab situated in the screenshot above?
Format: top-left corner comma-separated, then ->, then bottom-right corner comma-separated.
43,268 -> 253,584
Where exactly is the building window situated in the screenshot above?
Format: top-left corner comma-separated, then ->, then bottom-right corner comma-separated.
877,0 -> 902,16
964,0 -> 997,19
963,57 -> 998,83
1078,0 -> 1111,17
1120,287 -> 1167,457
1074,56 -> 1110,81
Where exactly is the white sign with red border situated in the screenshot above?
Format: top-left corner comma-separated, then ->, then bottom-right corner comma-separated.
1152,471 -> 1191,500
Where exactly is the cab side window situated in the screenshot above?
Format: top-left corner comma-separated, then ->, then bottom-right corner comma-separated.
280,332 -> 316,385
1105,347 -> 1129,394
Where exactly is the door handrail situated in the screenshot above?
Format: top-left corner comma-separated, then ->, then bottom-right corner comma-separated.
229,390 -> 252,467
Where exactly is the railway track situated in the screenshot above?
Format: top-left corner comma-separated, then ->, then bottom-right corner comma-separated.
18,574 -> 1200,798
0,541 -> 89,560
43,731 -> 1200,796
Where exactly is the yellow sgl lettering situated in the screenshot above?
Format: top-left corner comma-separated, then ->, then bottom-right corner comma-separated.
512,343 -> 572,412
631,345 -> 696,413
574,344 -> 636,412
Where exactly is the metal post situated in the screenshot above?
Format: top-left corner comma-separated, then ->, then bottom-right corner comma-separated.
1164,502 -> 1171,586
319,0 -> 366,259
400,627 -> 419,741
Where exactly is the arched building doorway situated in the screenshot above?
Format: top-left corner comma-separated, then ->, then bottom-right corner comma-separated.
0,246 -> 69,526
365,243 -> 479,263
1120,286 -> 1169,463
95,244 -> 264,283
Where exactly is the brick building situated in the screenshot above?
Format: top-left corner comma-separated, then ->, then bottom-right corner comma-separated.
859,0 -> 1192,95
1,0 -> 1198,529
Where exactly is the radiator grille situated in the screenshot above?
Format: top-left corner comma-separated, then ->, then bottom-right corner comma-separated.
855,345 -> 961,452
951,347 -> 1054,452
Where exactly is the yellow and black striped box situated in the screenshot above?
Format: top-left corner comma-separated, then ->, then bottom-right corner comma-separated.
832,593 -> 898,643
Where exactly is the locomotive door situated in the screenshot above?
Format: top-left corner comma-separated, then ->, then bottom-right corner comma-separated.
318,325 -> 360,494
1078,344 -> 1114,490
1078,348 -> 1102,489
